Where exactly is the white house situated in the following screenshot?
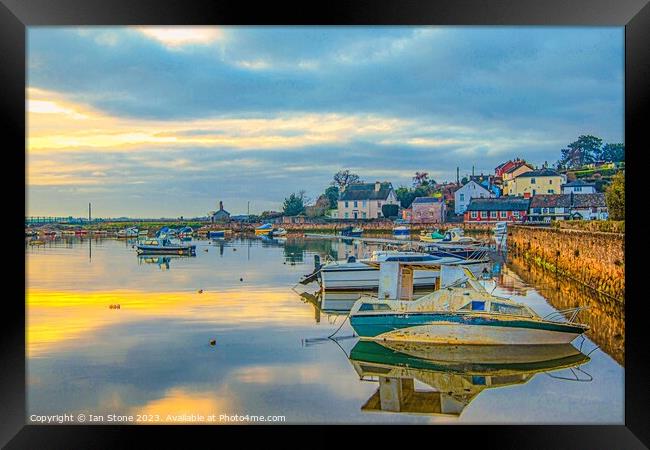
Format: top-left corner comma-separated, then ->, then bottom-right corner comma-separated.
337,182 -> 399,219
561,180 -> 597,194
454,181 -> 494,215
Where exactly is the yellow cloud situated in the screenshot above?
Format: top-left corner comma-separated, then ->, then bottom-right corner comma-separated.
135,26 -> 224,48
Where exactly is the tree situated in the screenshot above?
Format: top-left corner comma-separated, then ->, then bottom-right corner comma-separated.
559,135 -> 602,169
324,185 -> 339,209
305,195 -> 330,218
600,143 -> 625,163
413,172 -> 429,188
394,185 -> 429,209
605,171 -> 624,220
282,192 -> 306,216
381,204 -> 399,218
332,170 -> 361,190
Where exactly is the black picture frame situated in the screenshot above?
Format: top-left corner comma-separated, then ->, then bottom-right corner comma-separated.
2,0 -> 647,447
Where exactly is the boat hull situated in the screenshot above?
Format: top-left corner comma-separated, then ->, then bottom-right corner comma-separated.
350,313 -> 585,345
136,245 -> 195,255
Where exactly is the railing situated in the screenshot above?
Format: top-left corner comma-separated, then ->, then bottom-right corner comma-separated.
542,306 -> 589,323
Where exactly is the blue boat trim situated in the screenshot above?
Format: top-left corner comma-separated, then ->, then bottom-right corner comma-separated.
350,312 -> 587,336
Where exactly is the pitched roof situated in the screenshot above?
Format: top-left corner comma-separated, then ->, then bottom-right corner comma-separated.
529,193 -> 606,209
572,193 -> 606,208
530,194 -> 571,208
339,182 -> 394,201
467,197 -> 530,211
516,168 -> 561,178
504,162 -> 533,174
412,196 -> 442,204
455,180 -> 491,194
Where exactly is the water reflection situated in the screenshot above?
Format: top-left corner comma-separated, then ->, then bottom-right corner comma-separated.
350,341 -> 591,417
505,253 -> 624,365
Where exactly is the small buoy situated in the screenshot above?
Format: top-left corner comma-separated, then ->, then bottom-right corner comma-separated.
240,278 -> 243,282
198,289 -> 204,294
204,248 -> 209,252
233,248 -> 237,251
209,339 -> 216,346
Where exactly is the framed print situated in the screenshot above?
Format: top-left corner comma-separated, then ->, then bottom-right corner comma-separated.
2,0 -> 648,447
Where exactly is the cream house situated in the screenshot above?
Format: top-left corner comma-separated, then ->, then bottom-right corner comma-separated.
337,182 -> 399,219
504,169 -> 566,197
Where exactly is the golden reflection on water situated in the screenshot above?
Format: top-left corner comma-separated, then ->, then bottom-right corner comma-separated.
505,253 -> 624,365
26,288 -> 312,358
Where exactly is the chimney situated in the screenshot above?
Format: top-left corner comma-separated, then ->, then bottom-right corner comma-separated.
375,181 -> 381,192
219,201 -> 223,211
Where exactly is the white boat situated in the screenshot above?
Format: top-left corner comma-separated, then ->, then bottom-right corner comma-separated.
317,251 -> 463,291
349,261 -> 589,345
493,221 -> 507,235
117,227 -> 138,238
271,228 -> 287,237
393,225 -> 410,237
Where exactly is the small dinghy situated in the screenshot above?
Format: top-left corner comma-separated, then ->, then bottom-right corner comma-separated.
255,223 -> 273,236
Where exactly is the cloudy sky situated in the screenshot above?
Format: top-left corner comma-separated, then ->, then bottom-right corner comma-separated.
27,26 -> 623,218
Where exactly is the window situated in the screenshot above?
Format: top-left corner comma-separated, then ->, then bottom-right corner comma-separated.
530,178 -> 536,184
542,208 -> 548,214
362,200 -> 367,208
575,186 -> 582,192
460,193 -> 465,201
377,201 -> 381,207
490,211 -> 497,218
471,211 -> 478,219
460,300 -> 486,311
480,211 -> 488,218
344,212 -> 349,218
532,189 -> 536,195
490,302 -> 530,317
353,201 -> 358,208
533,208 -> 541,214
513,211 -> 520,218
549,179 -> 552,184
362,212 -> 367,218
344,201 -> 349,208
548,189 -> 554,194
549,207 -> 555,213
500,211 -> 507,218
377,212 -> 381,218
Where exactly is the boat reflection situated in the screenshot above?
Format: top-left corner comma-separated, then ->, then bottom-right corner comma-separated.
349,341 -> 591,417
137,255 -> 194,270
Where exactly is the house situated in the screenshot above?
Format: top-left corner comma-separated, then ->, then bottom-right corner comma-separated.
561,180 -> 597,194
528,193 -> 608,222
209,201 -> 230,223
337,181 -> 399,220
495,158 -> 527,178
504,168 -> 566,197
570,193 -> 608,220
454,180 -> 494,214
528,195 -> 572,222
411,197 -> 446,223
464,197 -> 531,223
499,160 -> 534,183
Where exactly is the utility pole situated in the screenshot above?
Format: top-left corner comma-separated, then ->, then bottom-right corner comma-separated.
247,201 -> 250,216
88,202 -> 92,222
456,167 -> 459,185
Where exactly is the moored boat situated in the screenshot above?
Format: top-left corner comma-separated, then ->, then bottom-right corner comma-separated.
255,223 -> 273,236
340,226 -> 363,237
419,229 -> 445,243
348,261 -> 589,345
117,227 -> 139,238
271,227 -> 288,237
136,237 -> 196,255
393,225 -> 410,236
208,230 -> 227,238
311,251 -> 464,291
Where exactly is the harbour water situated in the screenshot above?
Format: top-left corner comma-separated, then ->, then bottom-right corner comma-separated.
26,236 -> 624,424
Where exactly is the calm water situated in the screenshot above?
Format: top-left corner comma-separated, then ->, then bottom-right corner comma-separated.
26,236 -> 624,424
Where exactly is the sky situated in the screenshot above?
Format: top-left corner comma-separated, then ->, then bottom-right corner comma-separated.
26,26 -> 624,218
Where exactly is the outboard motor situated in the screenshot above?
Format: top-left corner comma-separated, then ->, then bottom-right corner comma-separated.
347,256 -> 357,263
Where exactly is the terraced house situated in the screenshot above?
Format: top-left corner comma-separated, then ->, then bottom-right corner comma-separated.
464,197 -> 531,223
337,182 -> 399,219
527,193 -> 608,222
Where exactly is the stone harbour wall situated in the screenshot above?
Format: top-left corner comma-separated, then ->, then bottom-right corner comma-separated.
508,225 -> 625,301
